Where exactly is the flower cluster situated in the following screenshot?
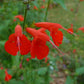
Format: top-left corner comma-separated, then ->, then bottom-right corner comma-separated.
5,19 -> 77,60
5,21 -> 66,60
5,13 -> 79,60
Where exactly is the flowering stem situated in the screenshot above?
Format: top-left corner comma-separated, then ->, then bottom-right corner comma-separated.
49,40 -> 64,56
44,0 -> 50,21
62,27 -> 77,36
23,6 -> 27,30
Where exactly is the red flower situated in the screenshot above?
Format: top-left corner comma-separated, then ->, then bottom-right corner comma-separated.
67,24 -> 73,34
15,15 -> 24,21
41,5 -> 45,9
0,67 -> 3,70
5,69 -> 12,82
26,28 -> 49,60
26,58 -> 30,62
5,25 -> 31,56
33,6 -> 38,10
78,27 -> 84,32
73,49 -> 76,53
35,22 -> 63,46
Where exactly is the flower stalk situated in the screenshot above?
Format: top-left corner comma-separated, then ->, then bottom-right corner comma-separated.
44,0 -> 50,21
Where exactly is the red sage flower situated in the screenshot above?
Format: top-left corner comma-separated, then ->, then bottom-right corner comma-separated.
77,27 -> 84,32
35,22 -> 77,44
26,28 -> 49,60
15,15 -> 24,21
67,24 -> 74,34
5,69 -> 12,82
5,25 -> 31,56
35,22 -> 63,46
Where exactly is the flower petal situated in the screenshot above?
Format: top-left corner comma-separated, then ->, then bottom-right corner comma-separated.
31,39 -> 49,60
5,74 -> 12,81
15,15 -> 24,21
5,40 -> 18,56
51,30 -> 63,46
20,35 -> 31,55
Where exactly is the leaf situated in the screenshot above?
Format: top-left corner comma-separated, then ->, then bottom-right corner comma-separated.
65,76 -> 74,84
12,54 -> 20,69
76,67 -> 84,75
38,67 -> 47,75
0,41 -> 6,46
9,79 -> 24,84
53,0 -> 67,10
0,70 -> 5,80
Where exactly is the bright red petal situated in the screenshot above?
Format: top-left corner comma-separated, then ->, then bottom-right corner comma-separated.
68,28 -> 73,34
15,15 -> 24,21
5,74 -> 12,81
8,34 -> 16,41
37,28 -> 46,34
5,40 -> 19,56
78,27 -> 84,32
35,22 -> 62,31
31,39 -> 49,60
20,35 -> 31,55
5,34 -> 18,56
26,28 -> 50,42
15,25 -> 22,37
51,30 -> 63,46
5,70 -> 12,81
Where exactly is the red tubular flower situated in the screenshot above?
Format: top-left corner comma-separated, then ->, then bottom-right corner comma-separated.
15,15 -> 24,21
5,25 -> 31,56
26,28 -> 50,42
67,24 -> 74,34
33,6 -> 38,10
35,22 -> 77,35
77,27 -> 84,32
5,69 -> 12,82
35,22 -> 63,46
26,28 -> 49,60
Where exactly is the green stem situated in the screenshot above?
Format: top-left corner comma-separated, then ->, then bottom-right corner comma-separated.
45,59 -> 50,84
44,0 -> 50,21
23,6 -> 28,30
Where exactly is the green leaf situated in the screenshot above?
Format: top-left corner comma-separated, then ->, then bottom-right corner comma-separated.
0,70 -> 5,80
65,76 -> 74,84
9,79 -> 24,84
76,67 -> 84,75
12,54 -> 20,69
53,0 -> 67,10
0,41 -> 6,46
38,67 -> 47,75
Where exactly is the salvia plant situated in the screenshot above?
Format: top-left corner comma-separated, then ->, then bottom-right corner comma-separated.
0,0 -> 84,84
